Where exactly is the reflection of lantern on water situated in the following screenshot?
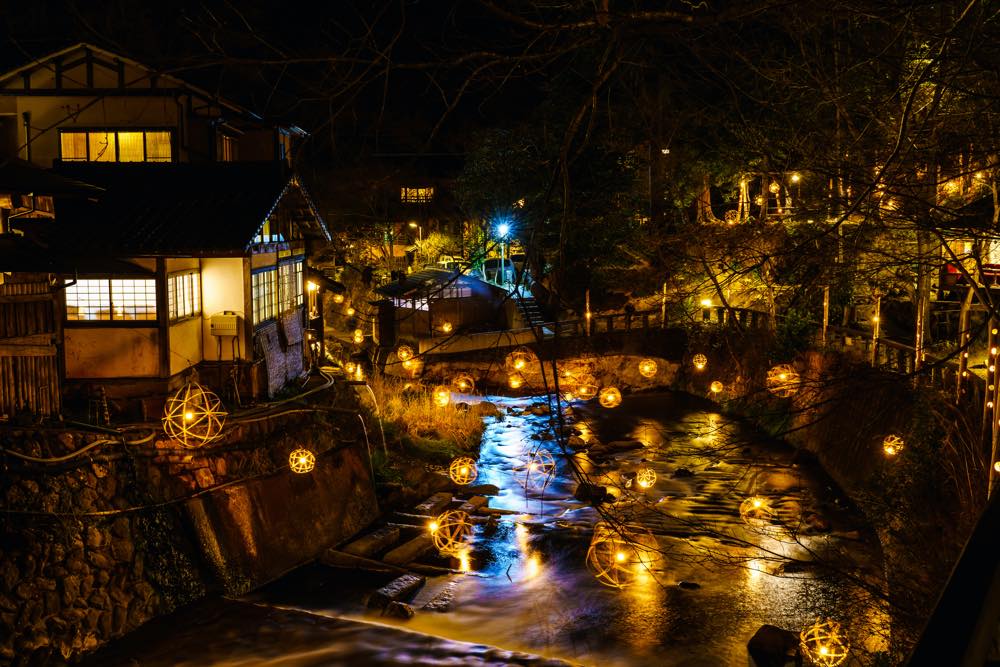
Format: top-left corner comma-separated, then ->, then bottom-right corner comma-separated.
709,380 -> 724,394
516,449 -> 556,490
766,364 -> 800,397
799,619 -> 850,667
429,509 -> 473,554
638,358 -> 658,378
432,385 -> 451,407
574,375 -> 599,401
585,522 -> 661,589
352,329 -> 364,344
882,434 -> 904,457
505,347 -> 536,373
508,373 -> 525,390
739,496 -> 774,527
396,345 -> 414,362
354,365 -> 364,381
599,387 -> 622,408
635,467 -> 657,489
449,456 -> 478,485
162,381 -> 227,448
451,373 -> 475,393
692,353 -> 708,370
289,448 -> 316,474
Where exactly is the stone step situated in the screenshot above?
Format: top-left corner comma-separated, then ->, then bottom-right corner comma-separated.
342,525 -> 401,558
366,573 -> 427,610
456,495 -> 489,514
413,492 -> 454,517
383,535 -> 434,566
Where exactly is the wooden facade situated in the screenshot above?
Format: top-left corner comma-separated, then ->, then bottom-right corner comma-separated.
0,273 -> 60,420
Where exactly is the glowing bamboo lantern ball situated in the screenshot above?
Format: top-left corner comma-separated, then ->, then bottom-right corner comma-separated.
635,467 -> 657,489
162,381 -> 227,448
724,209 -> 739,224
505,347 -> 536,373
429,509 -> 473,555
766,364 -> 800,398
451,373 -> 475,393
289,448 -> 316,474
739,495 -> 775,527
709,380 -> 724,394
768,181 -> 781,194
346,306 -> 356,317
882,434 -> 904,457
352,329 -> 364,344
800,619 -> 849,667
517,449 -> 556,490
508,373 -> 525,390
692,353 -> 708,371
440,321 -> 453,334
994,461 -> 1000,473
585,522 -> 661,589
344,361 -> 356,375
333,293 -> 345,304
574,375 -> 599,401
638,358 -> 658,378
397,345 -> 414,362
432,385 -> 451,408
449,456 -> 478,485
599,386 -> 623,409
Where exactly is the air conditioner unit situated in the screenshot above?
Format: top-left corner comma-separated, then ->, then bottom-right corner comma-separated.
210,311 -> 241,337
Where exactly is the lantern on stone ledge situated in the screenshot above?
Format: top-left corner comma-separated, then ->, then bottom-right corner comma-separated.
766,364 -> 800,397
429,509 -> 473,555
599,387 -> 622,409
449,456 -> 478,485
289,448 -> 316,474
638,358 -> 658,378
799,618 -> 849,667
162,381 -> 227,448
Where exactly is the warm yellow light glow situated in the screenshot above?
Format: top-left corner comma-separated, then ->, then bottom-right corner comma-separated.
440,321 -> 453,334
505,347 -> 536,375
518,449 -> 556,490
508,373 -> 524,389
397,345 -> 414,362
344,361 -> 356,374
883,434 -> 904,457
994,461 -> 1000,473
992,347 -> 998,356
430,509 -> 472,554
585,522 -> 661,589
449,456 -> 478,485
599,386 -> 622,408
432,385 -> 451,408
799,619 -> 849,667
739,496 -> 774,527
333,293 -> 345,304
790,173 -> 801,183
574,375 -> 599,401
306,280 -> 319,292
289,448 -> 316,474
346,306 -> 356,317
872,316 -> 879,323
638,358 -> 658,378
700,298 -> 713,307
768,181 -> 781,194
615,551 -> 627,562
710,380 -> 724,394
352,329 -> 364,344
692,353 -> 708,371
635,467 -> 657,489
162,381 -> 227,448
767,364 -> 800,398
451,373 -> 475,393
428,520 -> 439,533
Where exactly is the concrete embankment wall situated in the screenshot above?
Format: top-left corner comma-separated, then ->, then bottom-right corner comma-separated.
0,389 -> 377,664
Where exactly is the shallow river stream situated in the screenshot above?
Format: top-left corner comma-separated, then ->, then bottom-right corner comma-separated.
89,391 -> 885,666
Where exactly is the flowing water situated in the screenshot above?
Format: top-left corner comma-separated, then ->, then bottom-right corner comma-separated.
89,391 -> 885,666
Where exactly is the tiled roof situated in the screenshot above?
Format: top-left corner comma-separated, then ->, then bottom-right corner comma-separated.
376,267 -> 496,298
51,162 -> 321,256
0,158 -> 103,197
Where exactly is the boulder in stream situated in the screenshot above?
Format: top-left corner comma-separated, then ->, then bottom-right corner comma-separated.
747,624 -> 802,667
383,601 -> 416,619
672,467 -> 695,478
464,483 -> 500,496
474,401 -> 502,417
367,574 -> 426,610
574,482 -> 613,504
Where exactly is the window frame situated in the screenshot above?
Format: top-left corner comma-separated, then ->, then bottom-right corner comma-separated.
251,267 -> 278,327
64,277 -> 158,326
400,187 -> 434,203
167,270 -> 201,322
277,258 -> 304,315
58,128 -> 175,163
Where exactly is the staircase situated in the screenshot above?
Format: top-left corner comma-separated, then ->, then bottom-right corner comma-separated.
515,296 -> 548,329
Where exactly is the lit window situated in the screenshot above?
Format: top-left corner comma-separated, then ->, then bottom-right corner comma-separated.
66,278 -> 156,321
278,260 -> 303,313
59,130 -> 173,162
401,187 -> 434,203
251,269 -> 278,325
168,272 -> 201,321
253,217 -> 287,245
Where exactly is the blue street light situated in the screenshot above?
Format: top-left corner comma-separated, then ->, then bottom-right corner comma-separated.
497,222 -> 510,237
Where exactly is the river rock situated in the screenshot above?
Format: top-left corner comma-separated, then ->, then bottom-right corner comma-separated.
567,436 -> 588,450
454,402 -> 471,413
383,535 -> 434,566
672,467 -> 694,478
383,601 -> 415,619
464,484 -> 500,496
343,526 -> 401,558
677,580 -> 701,590
574,482 -> 612,504
590,440 -> 644,456
421,582 -> 457,612
412,492 -> 453,516
528,403 -> 550,416
367,573 -> 426,610
801,512 -> 832,534
747,624 -> 802,667
473,401 -> 501,417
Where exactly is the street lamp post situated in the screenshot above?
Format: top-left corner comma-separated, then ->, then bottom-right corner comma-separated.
496,221 -> 510,288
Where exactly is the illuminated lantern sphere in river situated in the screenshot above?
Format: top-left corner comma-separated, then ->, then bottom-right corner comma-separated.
449,456 -> 478,485
517,449 -> 556,490
692,353 -> 708,371
432,385 -> 451,408
451,373 -> 475,393
574,375 -> 599,401
766,364 -> 800,397
505,347 -> 537,373
288,448 -> 316,474
429,509 -> 473,555
352,328 -> 364,344
162,381 -> 227,448
396,345 -> 414,362
799,619 -> 850,667
739,496 -> 775,527
635,467 -> 657,489
332,293 -> 345,304
709,380 -> 724,394
346,306 -> 356,317
638,358 -> 658,378
882,434 -> 904,457
440,321 -> 453,334
586,522 -> 662,589
599,387 -> 622,409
